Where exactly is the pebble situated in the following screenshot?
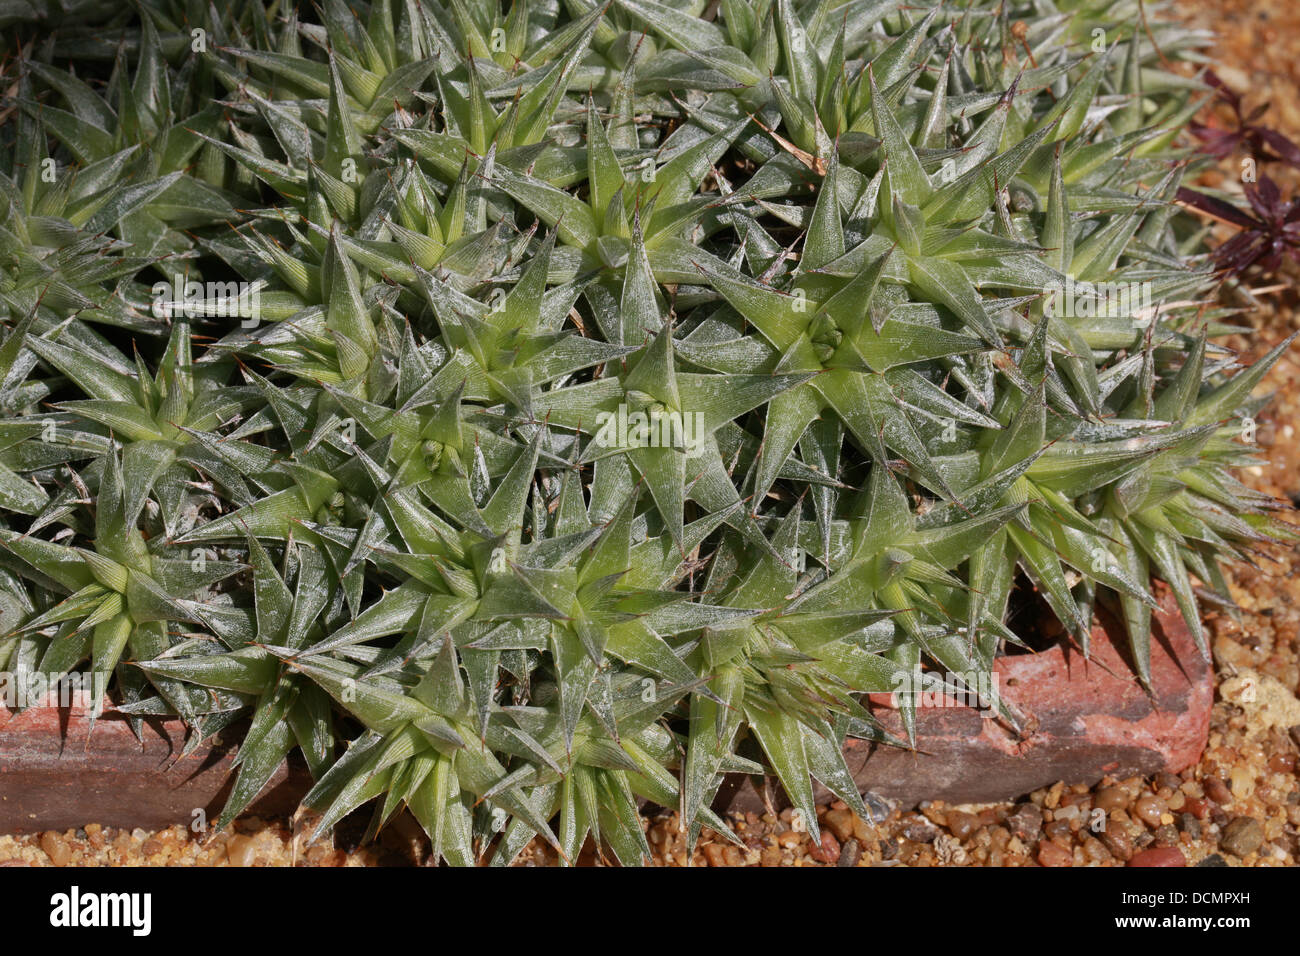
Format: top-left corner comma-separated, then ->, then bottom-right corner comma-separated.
933,833 -> 965,864
1043,782 -> 1064,810
902,818 -> 937,844
1036,840 -> 1072,867
808,830 -> 840,863
1044,820 -> 1072,844
837,840 -> 861,867
40,831 -> 71,867
1127,847 -> 1186,867
1007,803 -> 1044,843
1053,804 -> 1081,825
703,843 -> 731,866
1083,837 -> 1111,862
84,823 -> 104,849
1229,766 -> 1256,799
1178,813 -> 1202,839
304,844 -> 345,867
1153,824 -> 1180,848
775,829 -> 802,848
1220,817 -> 1265,858
861,791 -> 892,824
225,834 -> 258,867
1154,772 -> 1183,792
1100,821 -> 1134,861
822,808 -> 856,844
946,810 -> 979,841
1094,787 -> 1128,812
1133,795 -> 1166,828
919,802 -> 947,828
1204,776 -> 1233,805
1197,853 -> 1228,867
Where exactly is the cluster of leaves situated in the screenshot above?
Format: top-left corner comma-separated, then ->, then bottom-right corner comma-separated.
1179,69 -> 1300,278
0,0 -> 1294,865
1189,70 -> 1300,167
1179,176 -> 1300,278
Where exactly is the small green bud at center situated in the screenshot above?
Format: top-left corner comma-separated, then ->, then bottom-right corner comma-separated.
809,313 -> 842,363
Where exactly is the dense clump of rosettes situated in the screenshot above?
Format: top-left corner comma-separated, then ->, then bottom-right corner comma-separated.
0,0 -> 1293,864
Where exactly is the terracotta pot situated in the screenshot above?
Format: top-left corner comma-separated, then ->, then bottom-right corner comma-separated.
717,590 -> 1212,813
1,593 -> 1211,833
0,704 -> 310,834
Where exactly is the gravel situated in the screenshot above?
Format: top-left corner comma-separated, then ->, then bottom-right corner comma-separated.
0,0 -> 1296,871
1220,817 -> 1267,858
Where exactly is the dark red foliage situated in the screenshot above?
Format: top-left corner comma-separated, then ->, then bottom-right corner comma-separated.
1177,176 -> 1300,277
1190,70 -> 1300,168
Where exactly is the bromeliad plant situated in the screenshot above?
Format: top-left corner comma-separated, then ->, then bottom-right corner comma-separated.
1,0 -> 1295,865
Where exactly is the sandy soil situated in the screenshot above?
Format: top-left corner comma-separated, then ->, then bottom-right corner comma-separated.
1,0 -> 1297,868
